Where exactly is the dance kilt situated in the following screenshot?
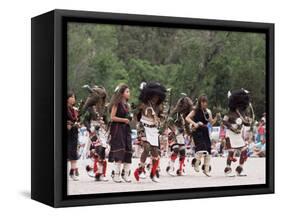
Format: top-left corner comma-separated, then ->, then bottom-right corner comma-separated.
138,118 -> 159,147
225,129 -> 245,149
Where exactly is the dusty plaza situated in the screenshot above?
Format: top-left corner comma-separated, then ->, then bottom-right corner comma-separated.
68,157 -> 266,195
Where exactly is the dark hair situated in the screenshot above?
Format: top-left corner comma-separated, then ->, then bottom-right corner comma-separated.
108,84 -> 129,111
67,90 -> 75,99
196,95 -> 208,110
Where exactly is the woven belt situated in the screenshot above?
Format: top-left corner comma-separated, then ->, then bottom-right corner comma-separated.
142,123 -> 157,128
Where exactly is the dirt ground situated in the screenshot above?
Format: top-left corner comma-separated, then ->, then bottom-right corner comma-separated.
67,156 -> 266,195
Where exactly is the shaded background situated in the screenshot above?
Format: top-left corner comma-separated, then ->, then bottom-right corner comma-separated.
67,23 -> 266,117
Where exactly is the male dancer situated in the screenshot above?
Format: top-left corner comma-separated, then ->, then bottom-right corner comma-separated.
166,96 -> 193,176
134,82 -> 167,182
223,89 -> 254,176
81,84 -> 109,181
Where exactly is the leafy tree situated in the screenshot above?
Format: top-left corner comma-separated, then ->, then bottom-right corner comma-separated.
67,23 -> 266,118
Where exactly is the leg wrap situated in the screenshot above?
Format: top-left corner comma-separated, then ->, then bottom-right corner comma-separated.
194,152 -> 202,164
112,162 -> 122,182
93,157 -> 98,173
236,165 -> 243,175
102,160 -> 107,176
97,161 -> 103,174
134,162 -> 145,181
114,162 -> 121,174
151,158 -> 160,177
170,151 -> 178,161
179,145 -> 186,157
239,148 -> 248,165
204,154 -> 211,167
226,150 -> 236,166
178,145 -> 186,170
69,168 -> 74,175
123,163 -> 131,174
86,165 -> 92,172
95,161 -> 104,180
191,152 -> 202,172
202,154 -> 211,173
236,149 -> 249,176
224,166 -> 232,174
179,156 -> 185,172
122,163 -> 132,182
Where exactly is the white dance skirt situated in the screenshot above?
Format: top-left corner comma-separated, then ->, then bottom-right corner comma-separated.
144,126 -> 159,147
176,133 -> 185,144
226,129 -> 245,149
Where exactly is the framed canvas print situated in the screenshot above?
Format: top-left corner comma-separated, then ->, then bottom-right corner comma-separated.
31,9 -> 274,207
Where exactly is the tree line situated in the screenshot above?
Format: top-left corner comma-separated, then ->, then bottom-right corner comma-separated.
67,22 -> 266,118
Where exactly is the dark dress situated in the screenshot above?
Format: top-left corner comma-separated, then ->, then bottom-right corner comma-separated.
67,105 -> 79,160
192,109 -> 211,154
108,102 -> 132,163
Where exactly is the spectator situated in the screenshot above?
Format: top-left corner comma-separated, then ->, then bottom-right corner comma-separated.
256,118 -> 266,143
247,140 -> 256,157
253,139 -> 266,157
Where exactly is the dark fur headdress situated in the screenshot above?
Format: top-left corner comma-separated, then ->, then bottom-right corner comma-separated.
82,85 -> 107,112
80,85 -> 108,130
228,88 -> 250,112
172,96 -> 193,116
139,82 -> 167,105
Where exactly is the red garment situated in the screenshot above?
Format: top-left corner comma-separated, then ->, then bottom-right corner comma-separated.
258,124 -> 265,135
67,105 -> 78,122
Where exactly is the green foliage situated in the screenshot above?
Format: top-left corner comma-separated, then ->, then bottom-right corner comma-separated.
67,23 -> 266,118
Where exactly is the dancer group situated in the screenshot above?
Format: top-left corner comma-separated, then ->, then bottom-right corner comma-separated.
67,81 -> 256,183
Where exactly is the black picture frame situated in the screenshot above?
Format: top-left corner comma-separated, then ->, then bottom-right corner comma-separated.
31,9 -> 274,207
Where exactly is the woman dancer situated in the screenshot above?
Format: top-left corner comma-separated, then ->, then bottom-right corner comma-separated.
108,84 -> 133,183
67,90 -> 80,181
186,95 -> 219,177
